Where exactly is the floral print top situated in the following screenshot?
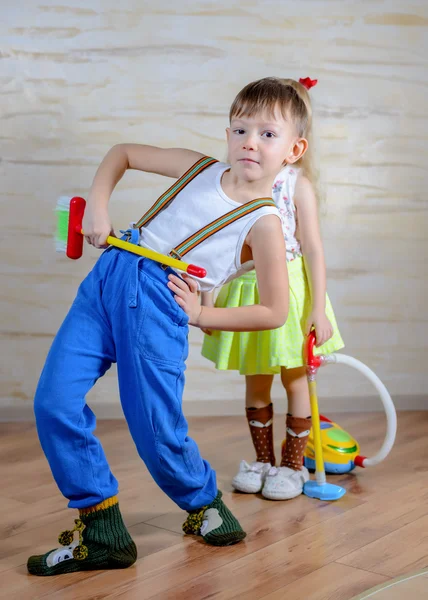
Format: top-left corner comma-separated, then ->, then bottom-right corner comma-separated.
272,165 -> 302,262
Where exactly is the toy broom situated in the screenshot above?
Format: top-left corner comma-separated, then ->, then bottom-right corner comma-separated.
55,196 -> 207,278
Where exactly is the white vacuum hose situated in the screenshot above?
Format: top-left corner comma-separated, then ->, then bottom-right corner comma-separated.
324,353 -> 397,467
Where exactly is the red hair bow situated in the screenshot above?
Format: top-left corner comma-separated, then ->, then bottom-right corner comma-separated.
299,77 -> 318,90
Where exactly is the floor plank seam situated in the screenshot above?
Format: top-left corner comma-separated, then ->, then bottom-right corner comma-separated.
333,511 -> 428,566
333,560 -> 392,579
132,521 -> 184,537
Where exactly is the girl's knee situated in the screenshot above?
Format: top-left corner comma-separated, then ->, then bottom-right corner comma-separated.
245,374 -> 274,408
280,366 -> 307,392
245,374 -> 274,395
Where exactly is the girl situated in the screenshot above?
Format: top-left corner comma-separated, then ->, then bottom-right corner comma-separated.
28,76 -> 309,576
202,78 -> 344,501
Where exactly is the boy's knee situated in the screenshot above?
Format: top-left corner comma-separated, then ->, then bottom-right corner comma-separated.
34,388 -> 56,424
34,378 -> 69,425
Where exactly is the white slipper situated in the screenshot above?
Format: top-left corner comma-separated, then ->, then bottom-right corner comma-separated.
232,460 -> 272,493
262,465 -> 309,500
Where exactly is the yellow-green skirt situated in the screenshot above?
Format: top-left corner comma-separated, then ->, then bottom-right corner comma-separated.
201,256 -> 344,375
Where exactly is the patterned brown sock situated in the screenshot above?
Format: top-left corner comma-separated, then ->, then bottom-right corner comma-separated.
246,403 -> 276,465
281,414 -> 311,471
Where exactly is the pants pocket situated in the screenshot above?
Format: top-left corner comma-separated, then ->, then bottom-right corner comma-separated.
137,277 -> 188,366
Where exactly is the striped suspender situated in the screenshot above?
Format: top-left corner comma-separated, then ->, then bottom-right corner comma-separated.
169,198 -> 276,260
133,155 -> 276,262
133,156 -> 218,229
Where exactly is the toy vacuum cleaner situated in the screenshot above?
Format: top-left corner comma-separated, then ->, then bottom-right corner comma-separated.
298,331 -> 397,501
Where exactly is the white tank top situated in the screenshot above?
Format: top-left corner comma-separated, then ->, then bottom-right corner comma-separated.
138,161 -> 280,292
272,165 -> 302,262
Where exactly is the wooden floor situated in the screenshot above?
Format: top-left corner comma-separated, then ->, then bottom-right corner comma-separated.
1,411 -> 428,600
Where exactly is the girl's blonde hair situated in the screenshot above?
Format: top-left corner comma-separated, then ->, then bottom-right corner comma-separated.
229,77 -> 317,189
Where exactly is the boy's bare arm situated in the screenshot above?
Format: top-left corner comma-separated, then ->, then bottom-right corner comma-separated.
83,145 -> 205,247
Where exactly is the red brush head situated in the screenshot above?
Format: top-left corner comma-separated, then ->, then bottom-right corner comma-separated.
67,197 -> 86,259
186,264 -> 207,278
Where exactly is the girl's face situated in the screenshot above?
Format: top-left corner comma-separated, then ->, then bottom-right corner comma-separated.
226,105 -> 306,182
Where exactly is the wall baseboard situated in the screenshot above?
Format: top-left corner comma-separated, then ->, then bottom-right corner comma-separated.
0,395 -> 427,422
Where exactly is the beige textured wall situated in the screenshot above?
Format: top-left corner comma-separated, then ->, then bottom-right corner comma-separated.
1,1 -> 427,418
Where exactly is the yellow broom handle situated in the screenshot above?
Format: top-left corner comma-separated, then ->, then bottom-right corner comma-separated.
308,379 -> 326,482
106,236 -> 189,272
79,229 -> 206,277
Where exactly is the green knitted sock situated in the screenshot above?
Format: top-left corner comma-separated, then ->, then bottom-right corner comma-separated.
182,491 -> 246,546
27,497 -> 137,576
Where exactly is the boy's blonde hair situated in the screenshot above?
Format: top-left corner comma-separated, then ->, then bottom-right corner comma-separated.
229,77 -> 317,188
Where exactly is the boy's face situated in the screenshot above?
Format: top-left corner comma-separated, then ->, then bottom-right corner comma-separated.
226,105 -> 306,182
